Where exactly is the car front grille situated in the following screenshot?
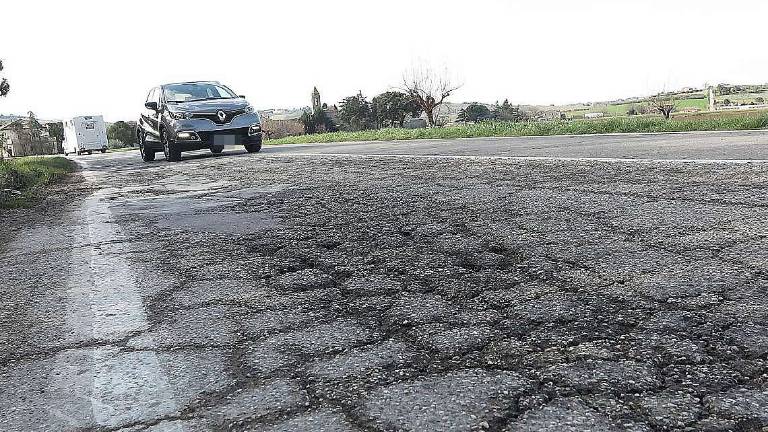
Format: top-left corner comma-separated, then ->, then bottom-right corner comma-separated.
191,109 -> 247,125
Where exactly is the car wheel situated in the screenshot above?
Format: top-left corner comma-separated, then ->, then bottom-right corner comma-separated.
162,129 -> 181,162
139,133 -> 155,162
100,149 -> 107,154
87,150 -> 93,155
76,150 -> 81,156
211,146 -> 224,155
244,141 -> 262,153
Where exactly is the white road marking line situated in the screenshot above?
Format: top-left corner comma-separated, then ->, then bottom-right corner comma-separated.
51,189 -> 182,430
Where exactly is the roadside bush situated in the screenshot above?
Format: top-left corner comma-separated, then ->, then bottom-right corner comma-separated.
261,119 -> 304,139
107,121 -> 137,147
263,119 -> 304,139
0,156 -> 75,208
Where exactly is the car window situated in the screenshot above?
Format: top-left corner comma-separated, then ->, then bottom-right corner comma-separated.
163,83 -> 237,102
211,85 -> 236,98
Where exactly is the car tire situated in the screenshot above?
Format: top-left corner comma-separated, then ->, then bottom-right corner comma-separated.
139,132 -> 155,162
87,150 -> 93,155
100,149 -> 107,154
244,141 -> 262,153
162,129 -> 181,162
76,150 -> 81,156
211,146 -> 224,155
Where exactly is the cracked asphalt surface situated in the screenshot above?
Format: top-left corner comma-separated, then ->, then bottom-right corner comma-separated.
1,132 -> 768,431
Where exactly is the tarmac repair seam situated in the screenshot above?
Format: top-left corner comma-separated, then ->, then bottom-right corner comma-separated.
51,191 -> 180,429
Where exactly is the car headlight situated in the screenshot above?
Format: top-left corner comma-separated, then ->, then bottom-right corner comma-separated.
176,131 -> 199,141
169,111 -> 191,120
244,105 -> 254,114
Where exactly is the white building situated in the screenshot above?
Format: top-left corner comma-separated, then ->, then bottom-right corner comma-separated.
0,119 -> 56,157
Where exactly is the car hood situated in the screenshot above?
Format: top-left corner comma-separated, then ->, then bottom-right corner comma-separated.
171,99 -> 249,112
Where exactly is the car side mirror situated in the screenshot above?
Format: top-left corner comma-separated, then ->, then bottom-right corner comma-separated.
239,95 -> 246,99
144,101 -> 159,111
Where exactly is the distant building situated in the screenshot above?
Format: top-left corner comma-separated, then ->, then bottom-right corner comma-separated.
266,112 -> 305,121
539,110 -> 566,121
311,87 -> 340,131
312,87 -> 321,113
584,112 -> 604,119
0,118 -> 56,157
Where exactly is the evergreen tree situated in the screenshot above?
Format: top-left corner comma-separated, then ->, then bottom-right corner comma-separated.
463,103 -> 491,123
338,92 -> 372,131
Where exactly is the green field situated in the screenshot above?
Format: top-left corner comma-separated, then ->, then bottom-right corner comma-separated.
568,96 -> 709,118
715,91 -> 768,104
266,114 -> 768,145
674,108 -> 768,120
0,156 -> 76,208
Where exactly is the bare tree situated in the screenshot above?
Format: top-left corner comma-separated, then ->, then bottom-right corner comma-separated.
400,63 -> 461,127
649,93 -> 677,120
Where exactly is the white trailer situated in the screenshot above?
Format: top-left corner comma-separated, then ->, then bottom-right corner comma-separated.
63,115 -> 108,155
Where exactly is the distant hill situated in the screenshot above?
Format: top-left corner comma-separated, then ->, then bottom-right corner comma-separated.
0,114 -> 62,125
0,114 -> 24,123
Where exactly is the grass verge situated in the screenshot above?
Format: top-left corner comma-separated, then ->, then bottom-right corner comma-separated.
266,113 -> 768,145
0,156 -> 76,208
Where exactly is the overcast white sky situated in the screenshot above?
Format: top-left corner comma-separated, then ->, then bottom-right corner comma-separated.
1,0 -> 766,122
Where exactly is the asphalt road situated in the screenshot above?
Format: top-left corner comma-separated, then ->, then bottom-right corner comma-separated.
266,130 -> 768,160
1,132 -> 768,431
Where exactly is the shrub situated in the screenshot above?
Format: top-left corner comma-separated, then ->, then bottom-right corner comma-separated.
263,119 -> 304,139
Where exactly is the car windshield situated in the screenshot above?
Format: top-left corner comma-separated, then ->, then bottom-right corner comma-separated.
163,83 -> 237,103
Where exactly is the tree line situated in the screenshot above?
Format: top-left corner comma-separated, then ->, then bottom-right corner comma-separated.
303,90 -> 424,133
302,64 -> 463,134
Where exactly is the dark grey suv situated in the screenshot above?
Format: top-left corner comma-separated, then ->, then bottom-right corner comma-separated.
137,81 -> 262,162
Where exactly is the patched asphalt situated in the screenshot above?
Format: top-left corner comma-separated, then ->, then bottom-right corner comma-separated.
1,134 -> 768,431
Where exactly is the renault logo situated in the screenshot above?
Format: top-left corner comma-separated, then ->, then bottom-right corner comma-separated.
217,110 -> 226,122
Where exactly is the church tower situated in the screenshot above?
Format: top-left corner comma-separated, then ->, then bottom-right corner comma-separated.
312,87 -> 321,114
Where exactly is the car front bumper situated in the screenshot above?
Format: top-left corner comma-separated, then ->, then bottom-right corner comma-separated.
175,128 -> 262,149
163,114 -> 262,150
